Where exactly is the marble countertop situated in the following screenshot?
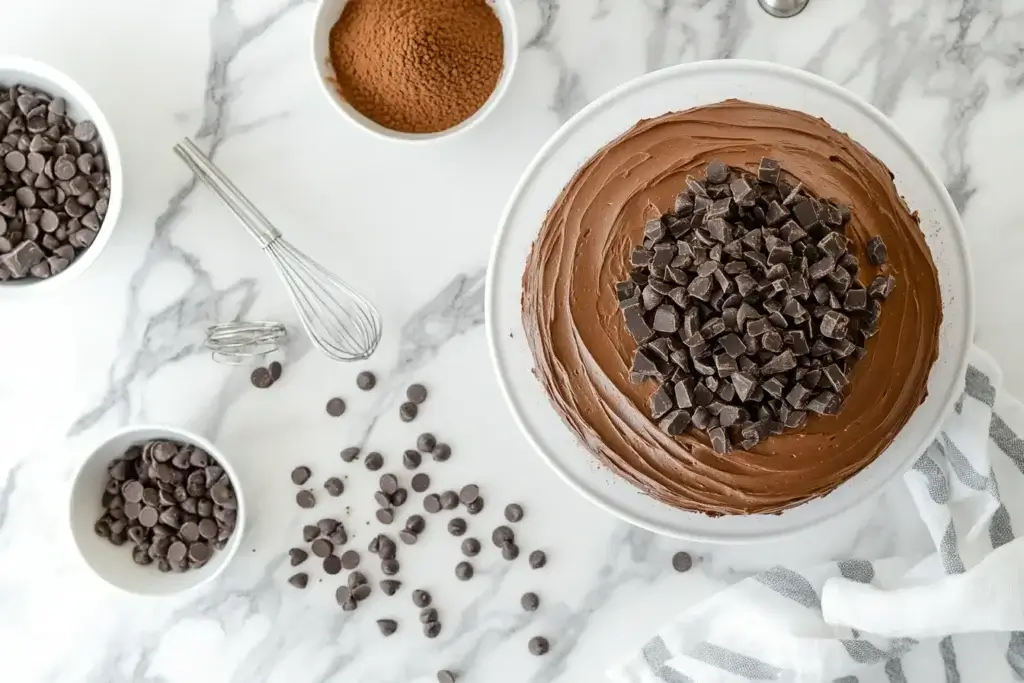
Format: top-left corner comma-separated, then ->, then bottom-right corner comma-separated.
0,0 -> 1018,681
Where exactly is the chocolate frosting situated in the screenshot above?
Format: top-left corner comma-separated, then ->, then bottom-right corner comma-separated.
522,100 -> 941,515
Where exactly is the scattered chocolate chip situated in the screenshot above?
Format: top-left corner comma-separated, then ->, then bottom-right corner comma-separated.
377,618 -> 397,636
399,402 -> 418,422
380,579 -> 401,596
501,542 -> 520,561
325,398 -> 346,417
381,558 -> 400,575
455,561 -> 474,581
403,449 -> 422,469
521,592 -> 540,612
423,621 -> 442,639
291,466 -> 311,486
406,384 -> 428,404
364,452 -> 384,471
311,539 -> 333,558
439,490 -> 459,510
411,473 -> 430,493
323,555 -> 342,575
431,443 -> 452,462
324,477 -> 344,496
412,589 -> 432,608
399,529 -> 418,545
416,433 -> 437,452
302,525 -> 319,542
461,537 -> 481,557
269,361 -> 283,381
459,484 -> 480,505
504,503 -> 524,523
296,490 -> 316,509
340,447 -> 360,463
420,607 -> 439,623
405,515 -> 426,534
376,508 -> 395,525
466,496 -> 485,515
672,551 -> 693,572
437,671 -> 457,683
250,366 -> 272,389
317,519 -> 338,537
447,518 -> 467,536
352,583 -> 372,601
288,573 -> 308,589
379,473 -> 399,495
529,550 -> 547,569
529,636 -> 550,656
423,494 -> 442,513
491,525 -> 514,547
356,371 -> 377,390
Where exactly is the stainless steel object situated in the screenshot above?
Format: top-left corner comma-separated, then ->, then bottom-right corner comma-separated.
758,0 -> 809,18
205,321 -> 287,364
174,138 -> 382,362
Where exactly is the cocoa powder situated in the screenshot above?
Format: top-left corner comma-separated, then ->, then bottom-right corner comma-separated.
328,0 -> 504,134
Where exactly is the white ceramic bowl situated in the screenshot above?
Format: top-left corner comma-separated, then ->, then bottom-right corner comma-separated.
487,60 -> 974,542
69,425 -> 245,596
0,56 -> 123,295
311,0 -> 518,143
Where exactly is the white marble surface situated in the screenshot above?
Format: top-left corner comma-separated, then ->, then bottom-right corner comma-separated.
0,0 -> 1019,681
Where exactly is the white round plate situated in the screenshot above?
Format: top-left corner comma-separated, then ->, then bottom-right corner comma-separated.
486,60 -> 973,542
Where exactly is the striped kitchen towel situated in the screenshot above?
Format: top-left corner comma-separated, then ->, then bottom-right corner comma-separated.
610,347 -> 1024,683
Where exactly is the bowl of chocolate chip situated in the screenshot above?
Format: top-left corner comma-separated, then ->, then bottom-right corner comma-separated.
69,425 -> 245,595
487,60 -> 973,542
0,56 -> 121,290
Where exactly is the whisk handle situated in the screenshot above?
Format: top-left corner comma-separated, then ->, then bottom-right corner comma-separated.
173,138 -> 282,248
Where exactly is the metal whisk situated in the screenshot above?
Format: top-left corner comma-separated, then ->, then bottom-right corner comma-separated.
174,138 -> 382,362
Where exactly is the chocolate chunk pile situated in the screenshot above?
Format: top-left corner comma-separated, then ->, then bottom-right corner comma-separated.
0,84 -> 111,281
94,439 -> 237,572
617,158 -> 896,453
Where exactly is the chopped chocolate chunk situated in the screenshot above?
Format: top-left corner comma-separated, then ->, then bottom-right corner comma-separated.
820,310 -> 850,339
868,274 -> 895,299
660,409 -> 691,436
866,236 -> 888,265
649,385 -> 674,419
758,157 -> 781,185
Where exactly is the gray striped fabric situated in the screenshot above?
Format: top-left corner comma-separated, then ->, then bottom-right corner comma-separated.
609,348 -> 1024,683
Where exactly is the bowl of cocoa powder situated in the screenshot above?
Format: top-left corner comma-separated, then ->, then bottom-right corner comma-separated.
312,0 -> 517,141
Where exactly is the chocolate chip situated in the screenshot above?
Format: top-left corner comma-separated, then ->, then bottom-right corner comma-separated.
340,549 -> 360,569
406,383 -> 428,404
364,452 -> 384,471
529,550 -> 547,569
289,548 -> 308,566
447,518 -> 467,536
413,589 -> 432,608
439,490 -> 459,510
296,490 -> 316,509
311,539 -> 333,558
405,515 -> 426,534
504,503 -> 524,523
377,618 -> 398,636
324,477 -> 344,496
423,494 -> 442,513
288,573 -> 308,589
529,636 -> 550,656
402,449 -> 422,469
461,537 -> 481,557
291,466 -> 311,485
420,607 -> 439,624
269,361 -> 283,381
302,525 -> 319,542
437,671 -> 457,683
411,473 -> 430,493
379,473 -> 399,495
380,579 -> 401,596
416,432 -> 437,452
491,525 -> 514,547
340,447 -> 360,463
376,509 -> 395,525
250,366 -> 272,388
431,443 -> 452,462
399,402 -> 418,422
672,551 -> 693,572
501,542 -> 520,561
356,371 -> 376,390
458,484 -> 480,505
399,529 -> 418,545
455,561 -> 474,581
325,397 -> 346,417
521,592 -> 540,612
466,497 -> 485,515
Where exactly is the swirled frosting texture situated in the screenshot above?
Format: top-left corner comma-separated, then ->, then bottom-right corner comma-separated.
522,100 -> 941,515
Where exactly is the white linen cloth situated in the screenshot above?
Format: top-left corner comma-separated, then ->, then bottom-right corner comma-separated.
610,347 -> 1024,683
